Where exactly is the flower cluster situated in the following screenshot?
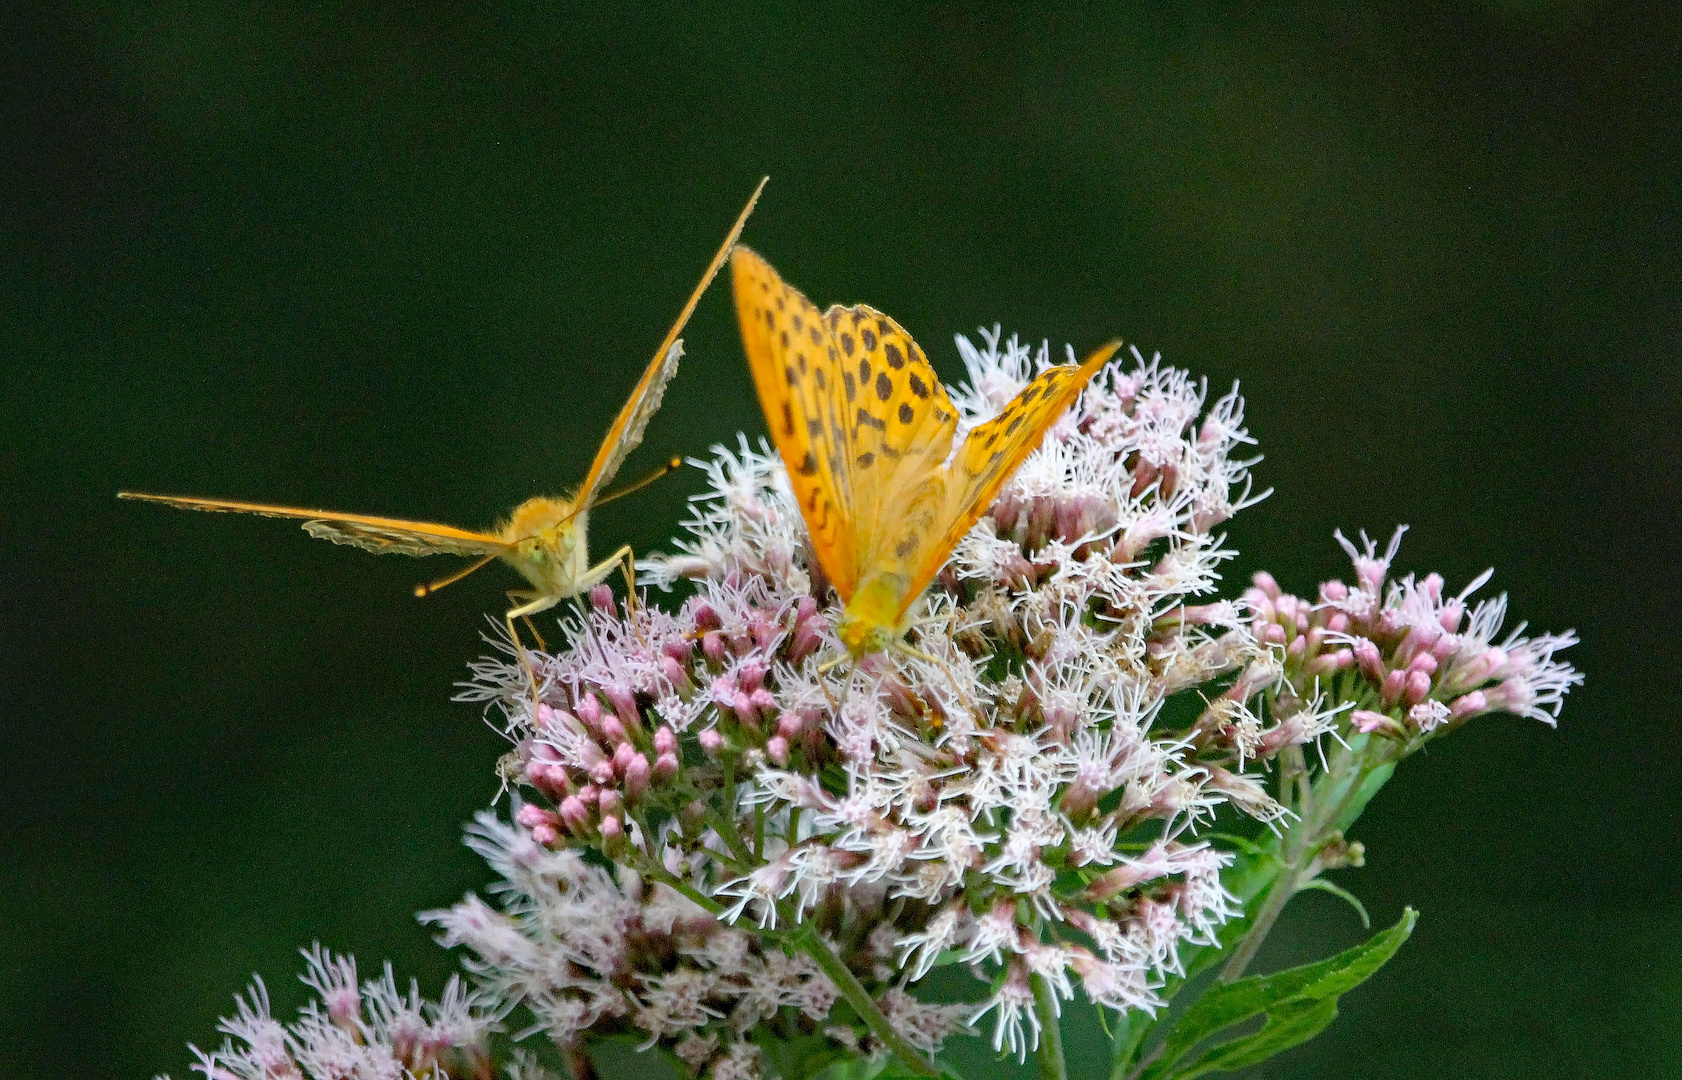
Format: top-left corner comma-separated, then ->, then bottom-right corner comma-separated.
169,946 -> 497,1080
1202,526 -> 1581,752
165,327 -> 1582,1080
450,330 -> 1290,1068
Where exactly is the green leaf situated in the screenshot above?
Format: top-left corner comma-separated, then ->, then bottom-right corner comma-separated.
1172,997 -> 1339,1079
1138,907 -> 1417,1080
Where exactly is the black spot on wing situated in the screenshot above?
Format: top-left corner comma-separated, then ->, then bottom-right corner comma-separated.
844,370 -> 857,402
797,452 -> 818,476
898,402 -> 915,425
862,327 -> 877,351
840,333 -> 855,356
884,342 -> 905,369
857,451 -> 875,468
781,402 -> 795,436
908,372 -> 929,398
856,408 -> 886,431
875,372 -> 893,400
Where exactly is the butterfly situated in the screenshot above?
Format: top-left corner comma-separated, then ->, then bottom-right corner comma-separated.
121,178 -> 767,667
730,246 -> 1120,658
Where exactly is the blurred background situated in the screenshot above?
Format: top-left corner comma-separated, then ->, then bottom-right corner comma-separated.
2,3 -> 1677,1077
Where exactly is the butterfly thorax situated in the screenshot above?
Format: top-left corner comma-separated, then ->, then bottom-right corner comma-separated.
837,574 -> 908,657
498,496 -> 591,596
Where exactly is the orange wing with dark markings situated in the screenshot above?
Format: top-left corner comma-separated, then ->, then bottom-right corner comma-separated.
902,341 -> 1122,607
732,246 -> 862,597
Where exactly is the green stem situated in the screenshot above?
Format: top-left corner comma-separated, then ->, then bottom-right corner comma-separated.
1221,740 -> 1378,981
1032,974 -> 1068,1080
788,924 -> 940,1078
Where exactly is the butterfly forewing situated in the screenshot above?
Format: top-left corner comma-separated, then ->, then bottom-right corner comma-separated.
115,493 -> 509,557
575,177 -> 768,511
732,247 -> 862,598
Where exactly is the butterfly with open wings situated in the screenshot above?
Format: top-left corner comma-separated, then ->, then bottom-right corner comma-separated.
122,178 -> 767,681
730,246 -> 1120,659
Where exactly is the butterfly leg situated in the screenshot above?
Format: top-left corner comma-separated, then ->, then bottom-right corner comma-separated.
505,589 -> 549,651
575,544 -> 650,643
505,592 -> 563,710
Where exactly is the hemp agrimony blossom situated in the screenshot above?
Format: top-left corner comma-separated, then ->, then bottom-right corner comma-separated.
163,328 -> 1579,1080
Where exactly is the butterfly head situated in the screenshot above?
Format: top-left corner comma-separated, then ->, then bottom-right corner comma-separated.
499,495 -> 591,595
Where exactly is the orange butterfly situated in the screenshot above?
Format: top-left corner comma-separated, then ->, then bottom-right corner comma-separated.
122,179 -> 767,663
730,247 -> 1120,658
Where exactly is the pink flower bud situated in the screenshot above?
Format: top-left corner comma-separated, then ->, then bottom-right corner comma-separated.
603,684 -> 638,726
576,784 -> 598,804
692,601 -> 722,630
599,814 -> 624,844
776,711 -> 803,740
590,584 -> 615,614
1263,623 -> 1287,646
1303,647 -> 1353,680
1450,690 -> 1488,719
1320,579 -> 1349,602
576,693 -> 603,730
663,636 -> 694,663
1286,634 -> 1307,662
1404,669 -> 1433,708
589,759 -> 615,786
661,655 -> 690,689
1408,651 -> 1439,676
531,823 -> 559,846
789,621 -> 823,662
1432,633 -> 1458,662
1422,572 -> 1444,602
653,725 -> 678,756
1252,572 -> 1281,601
612,742 -> 637,778
702,631 -> 727,666
598,788 -> 623,818
737,660 -> 766,693
1353,637 -> 1385,683
516,803 -> 555,829
698,728 -> 724,756
751,615 -> 779,651
733,691 -> 759,726
1351,709 -> 1395,735
559,796 -> 591,832
654,752 -> 680,783
599,714 -> 628,746
766,735 -> 790,765
750,688 -> 778,715
1381,669 -> 1407,708
1438,600 -> 1465,634
796,595 -> 818,624
1326,611 -> 1350,634
535,702 -> 559,732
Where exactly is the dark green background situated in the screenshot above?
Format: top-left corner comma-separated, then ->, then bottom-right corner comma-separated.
3,3 -> 1677,1077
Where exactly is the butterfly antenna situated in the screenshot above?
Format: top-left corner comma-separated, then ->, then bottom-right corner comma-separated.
414,553 -> 499,598
586,456 -> 685,513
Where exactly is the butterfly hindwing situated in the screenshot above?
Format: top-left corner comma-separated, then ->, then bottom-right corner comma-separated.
901,341 -> 1122,606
